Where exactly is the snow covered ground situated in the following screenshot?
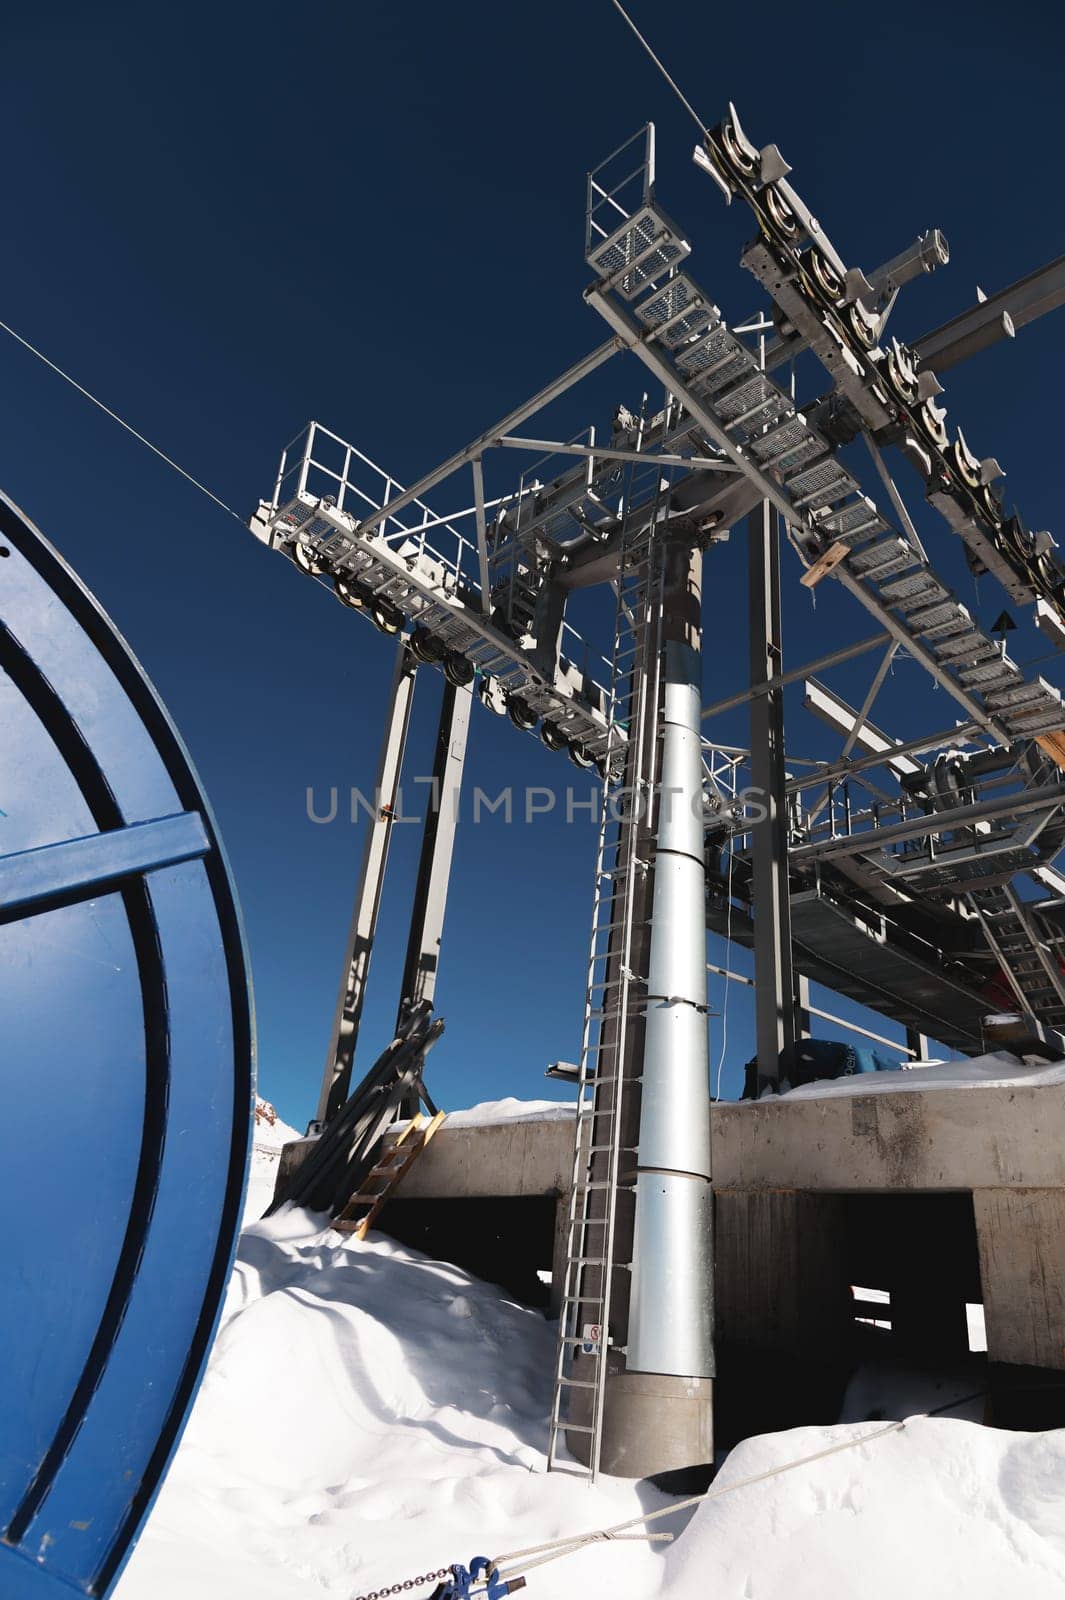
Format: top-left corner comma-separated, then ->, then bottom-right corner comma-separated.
116,1195 -> 1065,1600
117,1210 -> 672,1600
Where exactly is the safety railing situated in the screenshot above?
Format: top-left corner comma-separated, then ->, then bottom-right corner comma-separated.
271,421 -> 484,592
585,124 -> 656,259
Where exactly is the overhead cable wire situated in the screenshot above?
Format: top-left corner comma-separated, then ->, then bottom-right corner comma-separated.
608,0 -> 710,135
0,315 -> 246,526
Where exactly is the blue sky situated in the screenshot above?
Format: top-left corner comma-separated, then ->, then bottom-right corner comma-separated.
1,2 -> 1062,1127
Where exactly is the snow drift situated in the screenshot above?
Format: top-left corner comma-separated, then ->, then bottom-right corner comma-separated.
115,1204 -> 1065,1599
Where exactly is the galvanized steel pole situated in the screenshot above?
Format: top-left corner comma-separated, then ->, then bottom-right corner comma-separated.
627,558 -> 714,1378
596,543 -> 715,1477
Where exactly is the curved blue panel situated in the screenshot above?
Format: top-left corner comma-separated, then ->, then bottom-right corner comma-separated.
0,492 -> 254,1599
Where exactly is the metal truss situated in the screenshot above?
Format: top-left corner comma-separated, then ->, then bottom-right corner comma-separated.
251,104 -> 1065,1057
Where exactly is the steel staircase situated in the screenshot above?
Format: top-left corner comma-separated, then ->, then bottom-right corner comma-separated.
969,882 -> 1065,1031
546,444 -> 668,1480
598,271 -> 1065,749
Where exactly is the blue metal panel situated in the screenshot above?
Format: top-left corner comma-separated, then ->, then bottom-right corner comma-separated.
0,811 -> 210,916
0,493 -> 254,1598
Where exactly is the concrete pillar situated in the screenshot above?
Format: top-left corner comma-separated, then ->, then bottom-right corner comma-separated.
714,1189 -> 849,1357
974,1187 -> 1065,1370
713,1188 -> 850,1445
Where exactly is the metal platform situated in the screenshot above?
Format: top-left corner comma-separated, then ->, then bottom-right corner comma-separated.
707,879 -> 986,1053
253,422 -> 620,764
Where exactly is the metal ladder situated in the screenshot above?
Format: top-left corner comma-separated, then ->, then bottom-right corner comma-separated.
969,882 -> 1065,1030
547,445 -> 668,1479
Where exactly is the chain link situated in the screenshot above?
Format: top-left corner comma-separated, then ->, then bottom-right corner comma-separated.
352,1565 -> 453,1600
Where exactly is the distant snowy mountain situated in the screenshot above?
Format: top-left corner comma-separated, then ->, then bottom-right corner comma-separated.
243,1096 -> 302,1224
253,1095 -> 301,1148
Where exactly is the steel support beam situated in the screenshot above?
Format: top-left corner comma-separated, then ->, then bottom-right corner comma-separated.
915,255 -> 1065,373
796,971 -> 812,1041
748,501 -> 797,1086
470,455 -> 491,614
803,676 -> 919,769
317,643 -> 418,1127
906,1027 -> 932,1062
395,674 -> 473,1037
701,631 -> 890,720
786,721 -> 982,794
496,435 -> 741,471
350,339 -> 621,537
790,782 -> 1065,863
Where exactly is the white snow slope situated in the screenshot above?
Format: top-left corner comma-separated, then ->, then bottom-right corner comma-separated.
116,1206 -> 1065,1600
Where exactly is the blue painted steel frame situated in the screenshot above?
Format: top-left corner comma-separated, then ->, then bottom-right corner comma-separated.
0,493 -> 255,1598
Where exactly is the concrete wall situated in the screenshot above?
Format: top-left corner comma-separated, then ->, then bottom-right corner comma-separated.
278,1086 -> 1065,1379
396,1116 -> 574,1199
711,1086 -> 1065,1192
388,1087 -> 1065,1201
975,1188 -> 1065,1371
713,1189 -> 850,1360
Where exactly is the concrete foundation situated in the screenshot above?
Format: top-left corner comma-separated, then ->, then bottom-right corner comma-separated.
597,1371 -> 714,1480
274,1082 -> 1065,1447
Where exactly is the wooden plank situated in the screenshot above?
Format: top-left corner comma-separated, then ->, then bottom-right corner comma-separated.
1035,731 -> 1065,772
800,540 -> 850,589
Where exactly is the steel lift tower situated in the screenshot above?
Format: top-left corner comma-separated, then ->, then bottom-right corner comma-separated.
250,109 -> 1065,1479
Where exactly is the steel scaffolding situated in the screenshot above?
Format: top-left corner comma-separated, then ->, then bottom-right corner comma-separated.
250,103 -> 1065,1479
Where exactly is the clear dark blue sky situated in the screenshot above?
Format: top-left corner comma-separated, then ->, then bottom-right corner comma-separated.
2,2 -> 1062,1127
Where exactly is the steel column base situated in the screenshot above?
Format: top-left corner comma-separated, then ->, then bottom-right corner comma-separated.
567,1372 -> 714,1479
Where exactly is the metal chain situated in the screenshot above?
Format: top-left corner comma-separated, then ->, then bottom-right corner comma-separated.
352,1567 -> 453,1600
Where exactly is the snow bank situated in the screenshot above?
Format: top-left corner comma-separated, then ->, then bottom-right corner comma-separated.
777,1050 -> 1065,1102
665,1418 -> 1065,1599
117,1211 -> 669,1600
441,1096 -> 575,1128
116,1205 -> 1065,1600
242,1097 -> 302,1225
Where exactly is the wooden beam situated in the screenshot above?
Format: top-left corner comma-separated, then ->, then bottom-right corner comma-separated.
800,540 -> 850,589
1036,731 -> 1065,772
